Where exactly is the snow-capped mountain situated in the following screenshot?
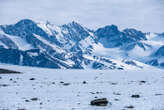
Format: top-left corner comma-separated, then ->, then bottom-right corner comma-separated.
0,19 -> 163,69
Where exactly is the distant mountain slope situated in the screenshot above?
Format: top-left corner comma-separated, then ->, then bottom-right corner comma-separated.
0,19 -> 163,69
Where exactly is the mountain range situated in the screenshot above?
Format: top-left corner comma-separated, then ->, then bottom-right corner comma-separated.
0,19 -> 164,70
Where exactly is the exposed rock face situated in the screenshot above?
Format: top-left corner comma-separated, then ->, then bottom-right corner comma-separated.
154,45 -> 164,57
0,19 -> 164,69
0,19 -> 134,70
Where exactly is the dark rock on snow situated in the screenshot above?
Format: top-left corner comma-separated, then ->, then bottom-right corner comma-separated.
90,98 -> 108,106
0,68 -> 21,74
131,94 -> 140,98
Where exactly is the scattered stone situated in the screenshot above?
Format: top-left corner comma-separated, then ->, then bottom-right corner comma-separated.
71,108 -> 75,110
155,93 -> 163,96
131,94 -> 140,98
29,78 -> 35,80
10,78 -> 13,81
113,92 -> 121,95
52,82 -> 55,84
82,81 -> 87,84
94,76 -> 98,80
140,81 -> 146,83
40,102 -> 43,105
25,100 -> 30,102
0,76 -> 2,79
13,81 -> 17,83
63,83 -> 70,86
0,108 -> 9,110
90,92 -> 102,94
0,84 -> 9,87
111,82 -> 118,85
90,98 -> 108,106
139,80 -> 147,85
30,97 -> 38,101
18,109 -> 26,110
90,92 -> 95,94
96,92 -> 102,94
125,105 -> 134,109
114,98 -> 119,101
60,81 -> 64,83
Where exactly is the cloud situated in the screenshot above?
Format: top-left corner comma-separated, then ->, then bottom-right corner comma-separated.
0,0 -> 163,32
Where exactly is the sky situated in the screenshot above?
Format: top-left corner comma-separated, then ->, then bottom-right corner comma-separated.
0,0 -> 164,33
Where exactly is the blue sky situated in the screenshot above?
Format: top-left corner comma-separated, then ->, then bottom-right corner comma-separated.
0,0 -> 164,32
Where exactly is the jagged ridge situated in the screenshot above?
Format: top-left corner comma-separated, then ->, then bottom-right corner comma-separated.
0,19 -> 163,69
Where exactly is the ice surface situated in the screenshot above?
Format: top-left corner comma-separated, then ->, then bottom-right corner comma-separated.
0,64 -> 164,110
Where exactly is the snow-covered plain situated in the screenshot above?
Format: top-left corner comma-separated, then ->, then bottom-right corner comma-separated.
0,64 -> 164,110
